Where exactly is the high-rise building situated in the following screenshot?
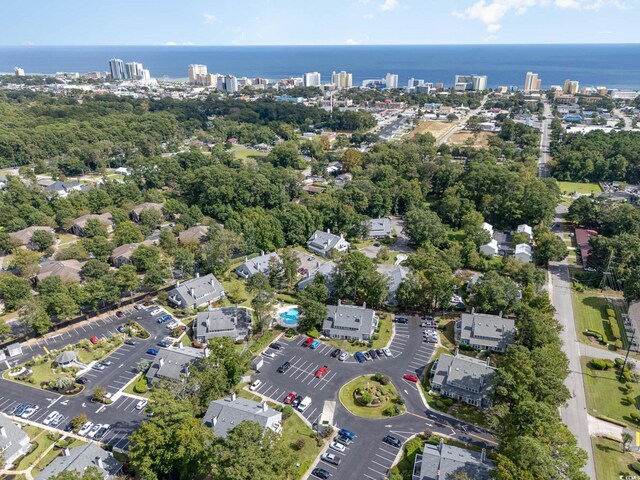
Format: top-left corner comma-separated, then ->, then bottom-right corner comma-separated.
454,74 -> 487,91
331,71 -> 352,89
385,73 -> 399,89
563,79 -> 579,95
407,78 -> 425,89
225,75 -> 238,93
14,67 -> 25,76
524,72 -> 542,94
108,59 -> 125,80
303,72 -> 321,87
125,62 -> 144,80
188,64 -> 208,84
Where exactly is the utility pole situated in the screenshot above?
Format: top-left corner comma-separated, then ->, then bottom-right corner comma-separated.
601,253 -> 616,291
619,328 -> 636,381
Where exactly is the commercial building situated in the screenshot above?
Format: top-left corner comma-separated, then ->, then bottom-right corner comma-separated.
332,71 -> 353,89
523,72 -> 542,94
385,73 -> 399,89
455,310 -> 517,353
203,394 -> 282,438
188,64 -> 208,84
108,59 -> 125,80
303,72 -> 322,87
322,301 -> 379,341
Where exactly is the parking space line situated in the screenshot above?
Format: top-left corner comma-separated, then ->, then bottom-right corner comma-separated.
305,407 -> 318,420
375,452 -> 395,461
371,459 -> 389,470
368,466 -> 386,476
364,474 -> 377,480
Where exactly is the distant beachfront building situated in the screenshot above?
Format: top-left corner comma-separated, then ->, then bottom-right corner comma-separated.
332,71 -> 353,89
454,75 -> 487,91
524,71 -> 542,93
108,59 -> 125,80
188,64 -> 208,84
386,73 -> 399,89
304,72 -> 322,87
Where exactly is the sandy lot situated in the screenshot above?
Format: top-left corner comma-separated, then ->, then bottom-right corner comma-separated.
407,120 -> 456,141
446,131 -> 494,148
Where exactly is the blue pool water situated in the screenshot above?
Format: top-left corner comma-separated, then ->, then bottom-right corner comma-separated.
279,308 -> 300,326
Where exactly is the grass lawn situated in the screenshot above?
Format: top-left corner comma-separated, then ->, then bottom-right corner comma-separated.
557,181 -> 602,195
338,374 -> 405,419
123,374 -> 150,398
438,318 -> 456,352
31,444 -> 64,478
572,291 -> 624,349
582,356 -> 639,427
230,146 -> 268,164
423,391 -> 493,428
246,329 -> 282,356
237,389 -> 321,478
592,436 -> 637,480
57,233 -> 78,246
447,229 -> 466,243
16,428 -> 58,471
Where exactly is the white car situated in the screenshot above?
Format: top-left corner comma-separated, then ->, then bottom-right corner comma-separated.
150,308 -> 163,316
87,424 -> 102,438
338,351 -> 349,361
136,399 -> 148,410
330,441 -> 346,453
43,411 -> 59,425
165,321 -> 180,330
383,348 -> 392,357
52,413 -> 64,426
21,406 -> 39,419
249,380 -> 262,391
262,351 -> 276,358
78,421 -> 94,436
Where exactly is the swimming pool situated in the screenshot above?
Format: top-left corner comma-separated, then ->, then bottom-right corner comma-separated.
279,308 -> 300,326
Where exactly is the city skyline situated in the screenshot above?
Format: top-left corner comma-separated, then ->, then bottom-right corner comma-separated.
0,0 -> 638,46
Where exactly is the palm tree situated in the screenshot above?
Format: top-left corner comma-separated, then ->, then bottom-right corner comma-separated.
54,376 -> 73,392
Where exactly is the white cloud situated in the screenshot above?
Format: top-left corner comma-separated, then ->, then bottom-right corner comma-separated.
380,0 -> 399,11
165,41 -> 177,46
453,0 -> 633,31
363,13 -> 375,19
202,13 -> 217,24
345,38 -> 360,45
22,40 -> 34,46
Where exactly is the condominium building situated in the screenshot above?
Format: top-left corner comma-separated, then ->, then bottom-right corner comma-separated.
304,72 -> 322,87
523,72 -> 542,93
108,59 -> 125,80
125,62 -> 144,80
14,67 -> 25,76
564,79 -> 580,95
188,64 -> 208,84
331,71 -> 353,89
454,74 -> 487,91
385,73 -> 399,89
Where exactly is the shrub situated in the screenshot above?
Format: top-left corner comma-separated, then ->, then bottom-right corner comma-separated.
404,437 -> 424,464
632,462 -> 640,475
589,359 -> 608,370
282,405 -> 295,419
609,316 -> 621,341
443,398 -> 455,407
56,439 -> 70,449
630,412 -> 640,424
604,359 -> 615,369
307,328 -> 319,338
293,438 -> 306,451
372,373 -> 383,382
622,396 -> 634,406
133,376 -> 148,394
360,391 -> 373,405
622,370 -> 632,383
380,375 -> 391,386
615,358 -> 625,367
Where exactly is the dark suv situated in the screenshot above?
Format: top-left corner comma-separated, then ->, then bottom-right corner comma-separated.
330,348 -> 341,358
277,361 -> 291,373
312,468 -> 330,479
291,395 -> 303,408
383,435 -> 402,448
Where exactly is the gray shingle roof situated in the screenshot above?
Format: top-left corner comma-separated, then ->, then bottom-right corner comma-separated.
202,396 -> 281,438
236,251 -> 280,278
56,350 -> 78,365
36,260 -> 85,283
0,414 -> 30,467
8,226 -> 55,246
416,442 -> 492,480
146,346 -> 204,383
36,443 -> 121,480
365,218 -> 392,238
307,230 -> 349,254
193,307 -> 250,342
178,225 -> 209,243
168,274 -> 225,308
457,312 -> 516,351
322,303 -> 377,339
431,353 -> 496,400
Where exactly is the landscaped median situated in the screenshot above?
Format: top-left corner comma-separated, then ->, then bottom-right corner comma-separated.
338,374 -> 406,418
2,334 -> 125,393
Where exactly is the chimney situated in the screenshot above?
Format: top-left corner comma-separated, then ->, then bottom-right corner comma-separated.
486,357 -> 491,366
245,257 -> 248,262
159,357 -> 164,367
454,347 -> 459,356
96,457 -> 104,470
212,415 -> 218,426
196,272 -> 200,278
498,310 -> 503,318
337,299 -> 341,306
190,288 -> 195,297
63,448 -> 71,457
176,281 -> 180,287
262,402 -> 268,412
0,426 -> 6,438
260,250 -> 264,256
210,278 -> 215,286
362,302 -> 366,309
326,228 -> 330,234
231,392 -> 236,401
481,448 -> 486,463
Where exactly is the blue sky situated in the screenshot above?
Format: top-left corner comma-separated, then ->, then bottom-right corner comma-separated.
1,0 -> 638,45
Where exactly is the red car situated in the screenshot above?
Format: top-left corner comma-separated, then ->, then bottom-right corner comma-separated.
284,392 -> 296,404
89,336 -> 99,345
403,374 -> 419,383
315,366 -> 329,378
303,337 -> 315,347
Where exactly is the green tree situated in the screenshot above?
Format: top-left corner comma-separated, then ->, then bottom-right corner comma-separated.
114,220 -> 143,246
471,271 -> 520,314
19,298 -> 53,335
48,467 -> 106,480
71,414 -> 88,433
266,141 -> 301,168
83,218 -> 108,238
116,264 -> 140,297
267,256 -> 285,290
342,148 -> 364,172
9,249 -> 41,277
280,248 -> 300,289
81,259 -> 110,281
534,231 -> 568,265
0,275 -> 32,310
172,247 -> 195,276
131,245 -> 162,272
298,296 -> 327,332
31,229 -> 55,251
202,227 -> 244,276
404,208 -> 448,248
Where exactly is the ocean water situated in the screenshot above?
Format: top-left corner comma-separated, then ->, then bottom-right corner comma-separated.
1,44 -> 639,89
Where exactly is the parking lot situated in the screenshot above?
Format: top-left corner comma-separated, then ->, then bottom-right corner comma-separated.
0,304 -> 184,451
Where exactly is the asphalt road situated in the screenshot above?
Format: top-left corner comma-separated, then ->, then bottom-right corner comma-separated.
538,101 -> 552,178
549,207 -> 597,479
251,316 -> 497,480
0,305 -> 179,451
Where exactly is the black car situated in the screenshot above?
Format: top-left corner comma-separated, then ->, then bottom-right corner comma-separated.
270,342 -> 282,350
383,435 -> 402,448
76,376 -> 89,385
394,317 -> 408,324
330,348 -> 341,358
334,435 -> 351,446
376,348 -> 385,357
291,395 -> 303,408
125,339 -> 138,346
117,325 -> 126,333
277,361 -> 291,373
368,349 -> 378,359
63,423 -> 74,432
312,468 -> 330,479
